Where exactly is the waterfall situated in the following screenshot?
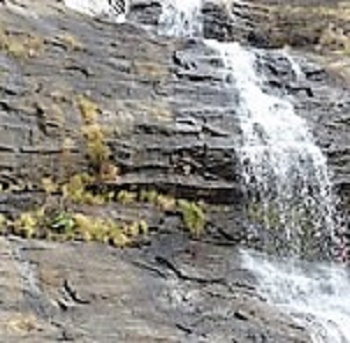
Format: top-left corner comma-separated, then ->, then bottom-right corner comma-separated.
205,40 -> 339,260
158,0 -> 203,37
64,0 -> 129,23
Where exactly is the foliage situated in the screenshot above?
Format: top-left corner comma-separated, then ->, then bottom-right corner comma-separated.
76,95 -> 99,124
140,189 -> 158,204
117,190 -> 137,205
8,206 -> 148,248
139,189 -> 176,211
11,207 -> 46,239
75,95 -> 111,170
62,173 -> 106,205
177,199 -> 206,238
155,194 -> 176,211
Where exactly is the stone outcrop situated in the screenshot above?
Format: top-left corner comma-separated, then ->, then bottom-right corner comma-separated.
1,234 -> 309,342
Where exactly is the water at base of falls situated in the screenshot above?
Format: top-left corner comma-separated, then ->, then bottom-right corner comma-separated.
241,250 -> 350,343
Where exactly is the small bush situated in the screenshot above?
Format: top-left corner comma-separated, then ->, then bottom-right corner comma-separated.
62,173 -> 105,205
177,200 -> 206,238
76,95 -> 99,124
76,95 -> 111,169
12,208 -> 46,239
117,190 -> 137,205
140,189 -> 158,204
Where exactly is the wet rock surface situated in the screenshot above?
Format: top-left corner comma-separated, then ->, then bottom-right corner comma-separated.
0,0 -> 349,341
1,235 -> 309,342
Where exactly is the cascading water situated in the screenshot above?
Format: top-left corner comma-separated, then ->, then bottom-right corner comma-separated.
158,1 -> 350,341
158,0 -> 203,37
64,0 -> 128,23
205,40 -> 339,260
242,250 -> 350,343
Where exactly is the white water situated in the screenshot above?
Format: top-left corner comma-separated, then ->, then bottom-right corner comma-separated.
158,0 -> 203,37
64,0 -> 128,23
206,40 -> 339,259
242,250 -> 350,343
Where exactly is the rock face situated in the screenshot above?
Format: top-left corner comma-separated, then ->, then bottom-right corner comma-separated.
0,0 -> 349,341
2,235 -> 309,342
0,0 -> 348,214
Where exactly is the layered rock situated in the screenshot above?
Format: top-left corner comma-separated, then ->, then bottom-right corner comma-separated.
0,0 -> 349,341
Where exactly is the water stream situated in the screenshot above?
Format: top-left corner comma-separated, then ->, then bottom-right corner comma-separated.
158,0 -> 203,37
242,250 -> 350,343
64,0 -> 128,23
206,40 -> 339,260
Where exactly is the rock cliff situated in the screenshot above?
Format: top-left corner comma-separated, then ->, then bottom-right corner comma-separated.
0,0 -> 348,341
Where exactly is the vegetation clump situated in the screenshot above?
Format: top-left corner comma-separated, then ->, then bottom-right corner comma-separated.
0,29 -> 43,59
62,173 -> 111,205
75,95 -> 112,171
6,207 -> 148,248
177,199 -> 206,238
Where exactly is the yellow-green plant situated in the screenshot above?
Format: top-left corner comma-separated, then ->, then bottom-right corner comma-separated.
117,190 -> 137,205
62,173 -> 105,205
0,29 -> 43,59
0,214 -> 7,234
177,199 -> 206,238
76,95 -> 99,124
140,189 -> 158,204
50,212 -> 75,234
124,220 -> 149,238
73,213 -> 130,246
76,95 -> 111,170
155,194 -> 176,211
12,207 -> 46,239
41,177 -> 59,194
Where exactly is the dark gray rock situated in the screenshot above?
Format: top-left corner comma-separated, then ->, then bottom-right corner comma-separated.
2,235 -> 310,342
